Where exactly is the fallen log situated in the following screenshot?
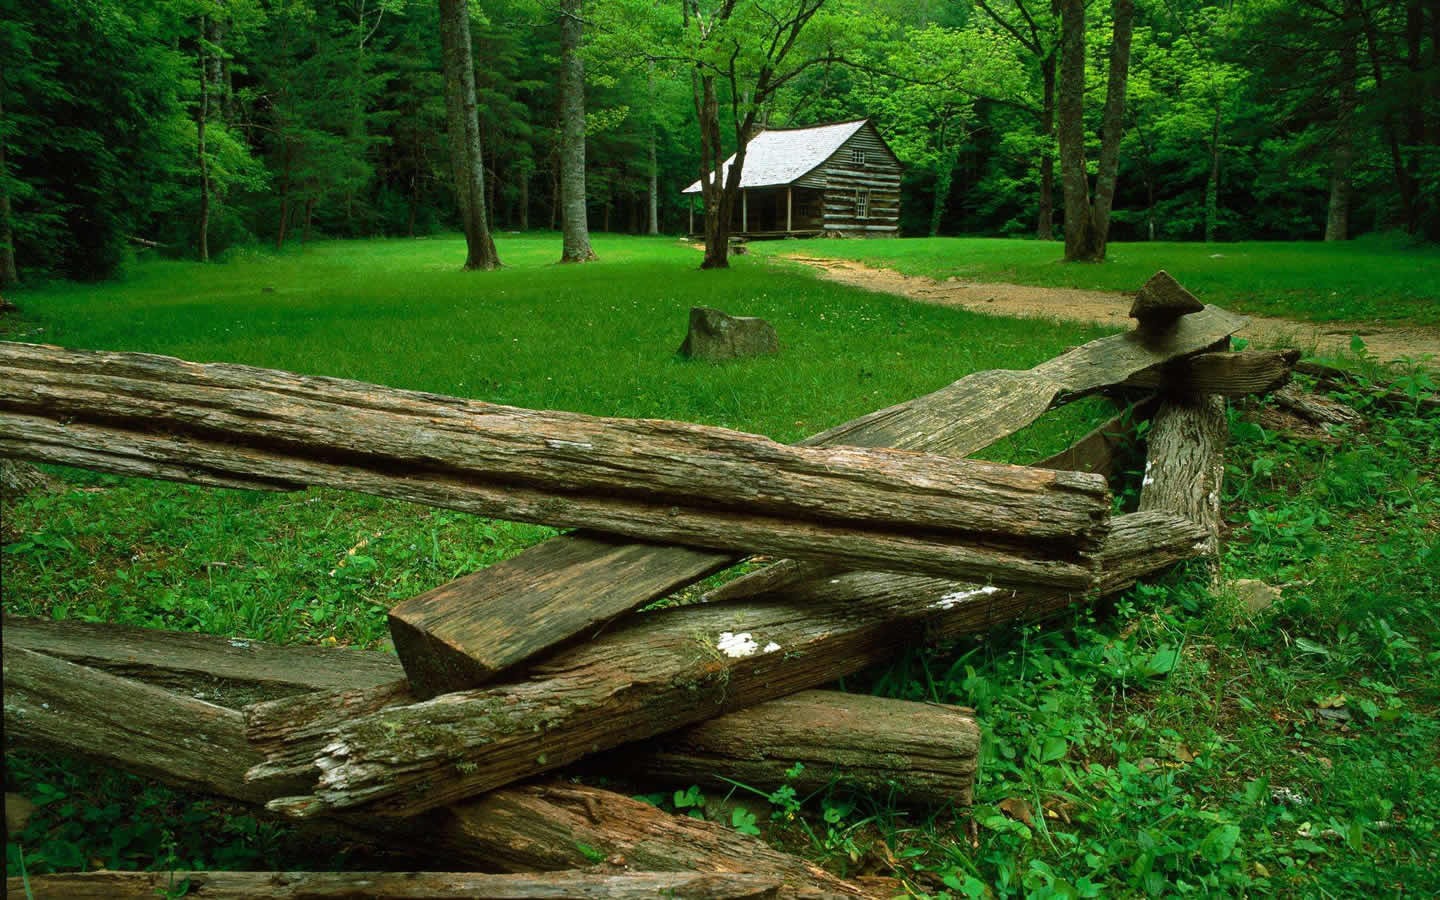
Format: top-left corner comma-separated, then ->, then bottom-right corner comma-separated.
588,690 -> 979,807
246,508 -> 1206,820
703,397 -> 1158,608
0,342 -> 1112,591
2,614 -> 400,704
1295,360 -> 1439,411
6,616 -> 975,808
1273,383 -> 1365,428
1,650 -> 876,898
5,870 -> 784,900
2,647 -> 304,805
390,302 -> 1245,695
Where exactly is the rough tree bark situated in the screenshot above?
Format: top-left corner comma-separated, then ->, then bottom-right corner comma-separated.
1038,50 -> 1058,240
439,0 -> 500,270
0,70 -> 16,286
0,642 -> 881,897
1325,0 -> 1360,242
1058,0 -> 1135,262
591,690 -> 980,807
197,14 -> 212,263
558,0 -> 596,262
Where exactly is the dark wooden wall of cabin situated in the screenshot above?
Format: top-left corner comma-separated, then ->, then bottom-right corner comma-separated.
804,126 -> 901,237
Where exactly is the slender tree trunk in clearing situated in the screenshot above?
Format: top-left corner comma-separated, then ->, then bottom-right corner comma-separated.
1325,1 -> 1358,242
647,65 -> 660,235
1037,53 -> 1057,240
276,145 -> 290,251
1091,0 -> 1134,246
695,74 -> 733,269
648,127 -> 660,235
439,0 -> 500,270
1058,0 -> 1099,261
197,15 -> 211,263
519,168 -> 530,231
1204,104 -> 1221,242
1058,0 -> 1133,262
558,0 -> 596,262
302,196 -> 315,243
930,132 -> 956,237
0,90 -> 18,287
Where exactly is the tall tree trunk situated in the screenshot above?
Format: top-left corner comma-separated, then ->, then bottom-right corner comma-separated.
439,0 -> 500,270
276,144 -> 290,251
1091,0 -> 1134,243
1325,2 -> 1359,242
1059,0 -> 1133,262
558,0 -> 596,262
0,90 -> 18,288
302,196 -> 315,244
695,73 -> 734,269
197,15 -> 212,263
520,167 -> 530,231
1037,53 -> 1057,240
1204,104 -> 1221,242
1058,0 -> 1099,261
1358,0 -> 1416,232
930,135 -> 956,237
648,126 -> 660,235
647,64 -> 661,236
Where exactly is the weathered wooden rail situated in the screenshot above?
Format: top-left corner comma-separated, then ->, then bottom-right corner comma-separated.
2,270 -> 1300,891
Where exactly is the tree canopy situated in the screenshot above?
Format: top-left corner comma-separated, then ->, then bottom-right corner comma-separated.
2,0 -> 1436,282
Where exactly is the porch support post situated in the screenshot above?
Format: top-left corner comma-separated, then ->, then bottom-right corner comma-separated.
786,188 -> 793,233
741,190 -> 748,233
688,196 -> 693,235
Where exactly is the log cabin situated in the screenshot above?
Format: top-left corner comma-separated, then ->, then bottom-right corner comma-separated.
682,119 -> 902,239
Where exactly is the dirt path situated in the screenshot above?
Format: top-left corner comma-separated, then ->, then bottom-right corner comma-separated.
784,254 -> 1440,366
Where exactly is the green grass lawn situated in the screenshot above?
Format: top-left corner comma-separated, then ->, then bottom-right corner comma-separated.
4,234 -> 1438,896
749,234 -> 1440,328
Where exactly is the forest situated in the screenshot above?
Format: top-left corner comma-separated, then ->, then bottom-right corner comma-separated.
2,0 -> 1438,284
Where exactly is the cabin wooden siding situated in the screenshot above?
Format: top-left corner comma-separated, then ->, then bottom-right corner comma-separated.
797,123 -> 901,237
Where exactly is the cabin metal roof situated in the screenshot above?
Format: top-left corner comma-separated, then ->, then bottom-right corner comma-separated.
680,119 -> 871,194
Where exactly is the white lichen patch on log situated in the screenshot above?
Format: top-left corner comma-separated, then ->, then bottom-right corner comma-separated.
717,633 -> 759,658
932,585 -> 1003,610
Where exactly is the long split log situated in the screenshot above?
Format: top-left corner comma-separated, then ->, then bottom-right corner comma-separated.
1,648 -> 878,898
2,614 -> 401,704
391,307 -> 1245,696
0,342 -> 1112,590
5,871 -> 785,900
246,509 -> 1207,820
587,690 -> 979,807
4,617 -> 975,808
3,647 -> 306,805
701,397 -> 1160,609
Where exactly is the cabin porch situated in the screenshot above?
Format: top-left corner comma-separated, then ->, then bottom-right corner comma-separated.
687,187 -> 825,239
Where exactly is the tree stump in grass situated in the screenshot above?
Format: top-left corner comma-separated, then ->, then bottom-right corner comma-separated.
678,307 -> 778,361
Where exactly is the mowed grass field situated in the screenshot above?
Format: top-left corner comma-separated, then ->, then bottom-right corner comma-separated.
4,234 -> 1438,895
749,235 -> 1440,327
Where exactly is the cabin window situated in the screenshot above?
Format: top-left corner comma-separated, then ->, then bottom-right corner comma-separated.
855,189 -> 870,219
851,148 -> 867,166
